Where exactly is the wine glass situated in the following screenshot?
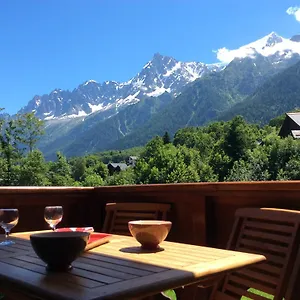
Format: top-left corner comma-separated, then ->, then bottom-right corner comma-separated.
44,206 -> 63,231
0,208 -> 19,246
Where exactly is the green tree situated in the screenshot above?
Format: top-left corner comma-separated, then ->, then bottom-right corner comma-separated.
47,152 -> 75,186
18,150 -> 50,186
142,136 -> 164,160
162,131 -> 171,144
221,116 -> 259,179
268,136 -> 300,180
135,141 -> 202,184
223,116 -> 256,162
105,168 -> 136,186
82,173 -> 104,187
69,157 -> 86,181
85,155 -> 109,179
0,119 -> 22,185
15,112 -> 45,152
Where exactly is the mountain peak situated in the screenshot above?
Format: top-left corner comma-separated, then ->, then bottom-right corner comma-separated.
151,52 -> 177,63
267,31 -> 280,38
83,80 -> 98,86
215,32 -> 299,63
264,32 -> 283,47
152,52 -> 164,60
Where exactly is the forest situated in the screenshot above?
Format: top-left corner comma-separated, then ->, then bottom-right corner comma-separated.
0,110 -> 299,186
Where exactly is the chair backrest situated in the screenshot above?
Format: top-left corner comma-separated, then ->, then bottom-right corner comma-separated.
102,202 -> 171,235
210,208 -> 300,300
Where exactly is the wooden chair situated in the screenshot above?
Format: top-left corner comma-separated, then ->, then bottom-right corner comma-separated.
102,202 -> 171,235
209,207 -> 300,300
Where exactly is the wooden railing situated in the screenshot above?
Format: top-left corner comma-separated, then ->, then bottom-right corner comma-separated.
2,181 -> 300,248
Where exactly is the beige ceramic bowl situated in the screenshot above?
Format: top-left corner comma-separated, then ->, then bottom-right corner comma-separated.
128,220 -> 172,249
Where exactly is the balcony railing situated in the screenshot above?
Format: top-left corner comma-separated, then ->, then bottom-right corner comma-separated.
2,181 -> 300,249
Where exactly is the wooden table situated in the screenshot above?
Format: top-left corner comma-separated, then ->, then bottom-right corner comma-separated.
0,232 -> 266,300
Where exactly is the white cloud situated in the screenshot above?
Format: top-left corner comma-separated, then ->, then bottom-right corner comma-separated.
213,45 -> 256,63
212,32 -> 300,64
287,6 -> 300,22
213,47 -> 256,64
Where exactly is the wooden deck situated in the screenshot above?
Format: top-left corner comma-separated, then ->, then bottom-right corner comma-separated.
1,182 -> 300,298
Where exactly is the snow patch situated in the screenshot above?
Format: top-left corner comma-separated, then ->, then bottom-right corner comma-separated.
61,110 -> 88,119
143,61 -> 151,69
163,62 -> 182,77
184,63 -> 202,81
35,99 -> 41,107
116,91 -> 140,107
44,115 -> 55,120
132,78 -> 145,89
84,80 -> 98,86
88,102 -> 114,113
147,87 -> 171,97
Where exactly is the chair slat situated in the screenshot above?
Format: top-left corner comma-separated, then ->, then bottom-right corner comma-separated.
114,212 -> 157,219
223,281 -> 249,297
244,219 -> 295,233
102,202 -> 171,235
229,274 -> 276,295
239,237 -> 288,254
237,268 -> 279,286
237,247 -> 285,265
210,208 -> 300,300
250,263 -> 282,277
242,228 -> 291,244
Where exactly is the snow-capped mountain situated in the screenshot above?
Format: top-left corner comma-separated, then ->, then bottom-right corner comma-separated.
216,32 -> 300,64
27,31 -> 300,158
20,32 -> 300,122
19,53 -> 222,120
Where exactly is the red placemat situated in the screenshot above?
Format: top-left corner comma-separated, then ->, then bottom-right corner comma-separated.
56,227 -> 94,232
54,228 -> 111,251
85,233 -> 112,251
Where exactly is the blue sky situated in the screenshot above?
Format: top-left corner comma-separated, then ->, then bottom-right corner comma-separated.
1,0 -> 300,114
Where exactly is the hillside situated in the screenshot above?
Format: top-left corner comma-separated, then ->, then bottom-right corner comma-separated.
219,60 -> 300,125
110,55 -> 297,150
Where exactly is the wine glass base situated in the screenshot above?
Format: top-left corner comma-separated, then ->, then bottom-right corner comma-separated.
0,240 -> 15,246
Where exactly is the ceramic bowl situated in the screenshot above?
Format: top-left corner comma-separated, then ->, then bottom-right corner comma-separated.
30,231 -> 90,271
128,220 -> 172,250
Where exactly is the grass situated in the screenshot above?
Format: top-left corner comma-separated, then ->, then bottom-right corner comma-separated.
241,288 -> 274,300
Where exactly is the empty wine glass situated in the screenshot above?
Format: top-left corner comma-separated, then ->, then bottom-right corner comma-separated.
44,206 -> 63,231
0,208 -> 19,246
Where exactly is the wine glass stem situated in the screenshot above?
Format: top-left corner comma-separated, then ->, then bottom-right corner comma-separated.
5,230 -> 9,239
51,225 -> 56,231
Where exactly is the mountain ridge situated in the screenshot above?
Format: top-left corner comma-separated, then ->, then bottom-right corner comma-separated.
15,32 -> 300,158
19,53 -> 223,121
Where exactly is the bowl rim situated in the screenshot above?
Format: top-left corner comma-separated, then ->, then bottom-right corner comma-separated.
30,231 -> 90,238
128,220 -> 172,226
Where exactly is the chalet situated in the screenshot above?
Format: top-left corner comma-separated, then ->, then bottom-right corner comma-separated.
107,163 -> 129,175
128,156 -> 138,166
279,112 -> 300,139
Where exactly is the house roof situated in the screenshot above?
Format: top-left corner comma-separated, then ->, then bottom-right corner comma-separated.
107,163 -> 128,170
287,112 -> 300,126
291,130 -> 300,139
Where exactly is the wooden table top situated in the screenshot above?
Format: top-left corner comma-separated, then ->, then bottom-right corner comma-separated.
0,231 -> 266,300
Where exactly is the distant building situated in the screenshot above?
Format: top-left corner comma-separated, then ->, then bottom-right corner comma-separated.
128,156 -> 138,166
107,163 -> 129,175
279,112 -> 300,139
